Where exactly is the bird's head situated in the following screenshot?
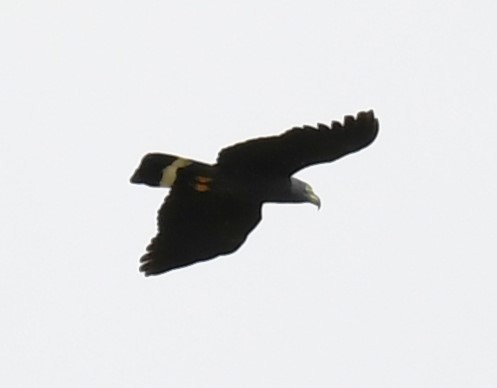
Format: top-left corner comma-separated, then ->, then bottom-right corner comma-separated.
290,177 -> 321,209
130,153 -> 191,188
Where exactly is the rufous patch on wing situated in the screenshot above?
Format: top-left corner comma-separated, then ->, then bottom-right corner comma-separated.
194,183 -> 210,192
196,176 -> 213,183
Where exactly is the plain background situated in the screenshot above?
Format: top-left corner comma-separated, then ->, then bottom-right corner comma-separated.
1,1 -> 496,387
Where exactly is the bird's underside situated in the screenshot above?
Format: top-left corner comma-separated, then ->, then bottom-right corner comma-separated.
130,110 -> 379,276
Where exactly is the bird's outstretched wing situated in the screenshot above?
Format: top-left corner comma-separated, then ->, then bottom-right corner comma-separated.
216,110 -> 378,176
139,174 -> 262,276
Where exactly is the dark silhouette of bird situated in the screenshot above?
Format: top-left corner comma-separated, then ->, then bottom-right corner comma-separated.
130,110 -> 379,275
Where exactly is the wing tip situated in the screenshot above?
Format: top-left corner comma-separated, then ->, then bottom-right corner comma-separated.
335,109 -> 379,151
139,254 -> 168,276
139,253 -> 155,276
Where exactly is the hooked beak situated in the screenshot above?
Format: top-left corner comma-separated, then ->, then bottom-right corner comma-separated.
306,188 -> 321,210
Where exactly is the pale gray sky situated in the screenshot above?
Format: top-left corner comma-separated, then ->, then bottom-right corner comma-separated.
1,1 -> 496,387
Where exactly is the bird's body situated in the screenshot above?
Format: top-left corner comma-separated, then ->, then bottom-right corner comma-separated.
131,110 -> 379,275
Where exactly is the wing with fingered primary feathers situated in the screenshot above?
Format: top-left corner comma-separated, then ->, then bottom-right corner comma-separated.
216,110 -> 378,176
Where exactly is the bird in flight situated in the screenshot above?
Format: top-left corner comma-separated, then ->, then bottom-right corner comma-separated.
131,110 -> 379,276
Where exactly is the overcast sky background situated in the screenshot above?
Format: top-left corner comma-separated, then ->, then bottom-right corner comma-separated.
1,1 -> 496,387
